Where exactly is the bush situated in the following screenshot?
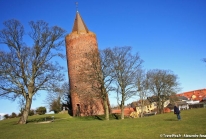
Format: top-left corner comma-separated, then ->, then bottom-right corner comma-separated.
17,109 -> 35,117
18,113 -> 22,117
4,114 -> 9,119
11,112 -> 17,118
50,97 -> 62,114
29,109 -> 35,116
36,107 -> 47,115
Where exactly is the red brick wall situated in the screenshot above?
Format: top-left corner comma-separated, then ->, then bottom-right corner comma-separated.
65,31 -> 104,116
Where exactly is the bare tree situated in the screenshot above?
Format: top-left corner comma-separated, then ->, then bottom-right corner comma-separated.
147,69 -> 180,114
17,96 -> 25,115
136,69 -> 150,117
98,48 -> 115,120
45,82 -> 70,113
108,46 -> 143,119
0,19 -> 66,124
169,92 -> 179,104
76,48 -> 113,120
60,82 -> 71,111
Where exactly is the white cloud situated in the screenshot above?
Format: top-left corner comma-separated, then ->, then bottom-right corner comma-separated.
0,113 -> 6,120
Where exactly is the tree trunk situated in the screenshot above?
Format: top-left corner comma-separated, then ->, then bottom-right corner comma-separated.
140,99 -> 144,118
120,101 -> 124,119
157,95 -> 161,114
18,96 -> 32,124
106,93 -> 111,114
103,98 -> 109,120
120,89 -> 125,119
102,87 -> 109,120
161,100 -> 164,114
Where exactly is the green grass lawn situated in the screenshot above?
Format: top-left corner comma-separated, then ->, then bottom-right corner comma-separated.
0,108 -> 205,139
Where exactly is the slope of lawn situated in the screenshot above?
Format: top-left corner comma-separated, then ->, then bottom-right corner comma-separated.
0,108 -> 205,139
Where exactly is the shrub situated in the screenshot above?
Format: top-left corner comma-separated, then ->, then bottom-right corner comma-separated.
11,112 -> 17,118
36,107 -> 47,115
4,114 -> 9,119
29,109 -> 35,116
18,113 -> 22,117
50,97 -> 62,114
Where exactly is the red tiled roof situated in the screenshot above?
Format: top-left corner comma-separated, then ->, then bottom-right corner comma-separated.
177,89 -> 206,101
111,107 -> 135,116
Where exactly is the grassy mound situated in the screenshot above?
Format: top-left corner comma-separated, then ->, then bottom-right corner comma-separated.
0,108 -> 205,139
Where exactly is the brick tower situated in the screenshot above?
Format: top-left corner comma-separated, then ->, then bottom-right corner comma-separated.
65,11 -> 105,116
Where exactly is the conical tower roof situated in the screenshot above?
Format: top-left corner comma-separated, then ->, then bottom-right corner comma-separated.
72,11 -> 89,33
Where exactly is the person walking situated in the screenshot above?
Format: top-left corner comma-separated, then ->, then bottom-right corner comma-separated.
174,104 -> 181,120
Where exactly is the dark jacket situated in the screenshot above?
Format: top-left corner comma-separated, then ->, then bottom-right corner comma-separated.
174,106 -> 180,114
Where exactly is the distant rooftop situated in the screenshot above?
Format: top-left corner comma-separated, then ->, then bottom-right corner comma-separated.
177,88 -> 206,101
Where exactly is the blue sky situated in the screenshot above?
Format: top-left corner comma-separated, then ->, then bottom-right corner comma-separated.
0,0 -> 205,115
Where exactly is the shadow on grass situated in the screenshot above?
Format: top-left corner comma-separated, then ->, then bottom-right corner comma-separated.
7,116 -> 55,125
164,118 -> 177,121
76,114 -> 122,121
27,116 -> 56,123
77,115 -> 103,121
94,115 -> 103,120
112,114 -> 119,120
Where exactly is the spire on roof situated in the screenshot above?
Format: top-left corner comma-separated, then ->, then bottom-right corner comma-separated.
75,2 -> 78,12
72,11 -> 89,33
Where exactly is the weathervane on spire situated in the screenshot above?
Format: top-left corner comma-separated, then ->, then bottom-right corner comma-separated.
75,2 -> 78,12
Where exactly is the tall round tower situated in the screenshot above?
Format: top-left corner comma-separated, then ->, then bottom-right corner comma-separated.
65,11 -> 104,116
